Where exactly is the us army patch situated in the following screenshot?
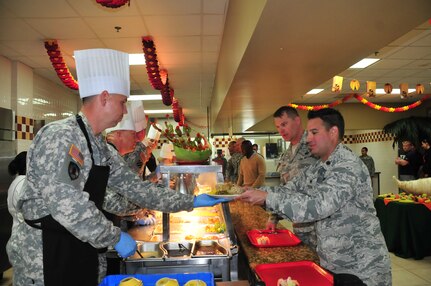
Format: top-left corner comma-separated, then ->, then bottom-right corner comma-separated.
69,144 -> 84,166
68,161 -> 80,180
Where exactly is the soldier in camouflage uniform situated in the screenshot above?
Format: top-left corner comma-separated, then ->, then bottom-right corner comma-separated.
225,138 -> 244,183
271,106 -> 318,250
8,49 -> 227,286
239,108 -> 391,286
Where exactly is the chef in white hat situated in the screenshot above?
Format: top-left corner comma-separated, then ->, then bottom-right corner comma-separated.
123,101 -> 158,178
106,103 -> 137,156
10,48 -> 229,286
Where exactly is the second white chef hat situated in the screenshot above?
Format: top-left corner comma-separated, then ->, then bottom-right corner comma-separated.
74,48 -> 130,99
130,101 -> 147,132
105,103 -> 135,133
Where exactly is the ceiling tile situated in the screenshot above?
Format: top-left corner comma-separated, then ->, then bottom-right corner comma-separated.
203,15 -> 224,35
0,18 -> 43,41
1,0 -> 78,17
138,0 -> 200,15
144,15 -> 201,36
101,38 -> 144,53
387,46 -> 431,60
203,0 -> 228,14
86,16 -> 148,38
56,39 -> 107,55
369,59 -> 413,69
155,36 -> 201,53
25,18 -> 96,39
203,36 -> 221,52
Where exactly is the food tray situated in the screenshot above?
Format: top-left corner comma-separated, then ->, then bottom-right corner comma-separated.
255,261 -> 333,286
99,272 -> 214,286
192,240 -> 228,257
160,241 -> 193,259
246,229 -> 301,247
126,241 -> 165,261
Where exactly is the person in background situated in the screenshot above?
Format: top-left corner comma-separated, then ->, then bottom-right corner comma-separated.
237,108 -> 391,286
420,138 -> 431,178
272,106 -> 318,250
9,48 -> 228,286
359,146 -> 375,177
395,140 -> 422,181
6,151 -> 27,278
212,149 -> 227,179
225,138 -> 244,184
237,140 -> 266,187
124,101 -> 159,179
252,143 -> 258,152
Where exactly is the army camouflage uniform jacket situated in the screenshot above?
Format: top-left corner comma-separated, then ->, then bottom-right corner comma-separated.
273,132 -> 318,250
265,144 -> 391,286
225,153 -> 243,183
10,113 -> 194,285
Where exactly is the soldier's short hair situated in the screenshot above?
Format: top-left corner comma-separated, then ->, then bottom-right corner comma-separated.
273,106 -> 299,119
307,108 -> 345,140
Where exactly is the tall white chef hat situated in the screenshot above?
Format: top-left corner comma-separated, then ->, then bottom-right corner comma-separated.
105,103 -> 135,133
74,48 -> 130,98
130,101 -> 147,132
159,143 -> 175,160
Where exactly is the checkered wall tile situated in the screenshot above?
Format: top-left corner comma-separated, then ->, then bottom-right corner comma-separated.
15,115 -> 34,140
342,131 -> 393,144
211,136 -> 237,148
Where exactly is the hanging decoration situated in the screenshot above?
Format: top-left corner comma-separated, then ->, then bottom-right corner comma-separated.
289,93 -> 430,112
141,36 -> 177,109
96,0 -> 130,8
44,40 -> 78,90
172,98 -> 181,122
332,76 -> 343,92
142,36 -> 164,90
366,81 -> 376,97
384,83 -> 393,94
416,84 -> 425,95
399,83 -> 409,99
350,79 -> 360,91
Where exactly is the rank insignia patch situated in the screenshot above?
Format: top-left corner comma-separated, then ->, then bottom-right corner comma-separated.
68,162 -> 80,180
69,144 -> 84,166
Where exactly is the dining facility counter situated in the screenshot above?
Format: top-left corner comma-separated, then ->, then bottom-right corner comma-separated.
228,201 -> 319,282
375,197 -> 431,260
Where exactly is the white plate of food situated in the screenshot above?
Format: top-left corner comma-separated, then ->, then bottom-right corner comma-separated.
207,193 -> 240,200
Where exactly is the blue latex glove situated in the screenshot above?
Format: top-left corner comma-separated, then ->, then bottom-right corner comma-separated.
114,232 -> 137,258
193,194 -> 231,208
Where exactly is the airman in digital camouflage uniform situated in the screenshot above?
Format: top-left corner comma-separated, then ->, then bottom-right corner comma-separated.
8,48 -> 226,286
271,106 -> 318,250
239,108 -> 391,286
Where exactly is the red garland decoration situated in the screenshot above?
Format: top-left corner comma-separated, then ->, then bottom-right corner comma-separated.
161,79 -> 174,106
288,94 -> 430,112
172,98 -> 181,122
353,94 -> 431,112
142,36 -> 164,90
96,0 -> 130,8
44,40 -> 78,90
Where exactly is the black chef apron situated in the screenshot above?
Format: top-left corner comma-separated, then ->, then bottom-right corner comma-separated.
26,115 -> 110,286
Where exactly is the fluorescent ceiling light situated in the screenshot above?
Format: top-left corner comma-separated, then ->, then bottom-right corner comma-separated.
349,58 -> 380,69
129,54 -> 146,65
128,94 -> 162,101
306,89 -> 324,95
145,109 -> 173,114
376,88 -> 416,94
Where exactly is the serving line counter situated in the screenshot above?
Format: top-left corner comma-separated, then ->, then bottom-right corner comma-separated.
228,200 -> 319,284
108,165 -> 239,281
375,196 -> 431,259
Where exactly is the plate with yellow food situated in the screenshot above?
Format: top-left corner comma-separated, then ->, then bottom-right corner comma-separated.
208,183 -> 243,199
